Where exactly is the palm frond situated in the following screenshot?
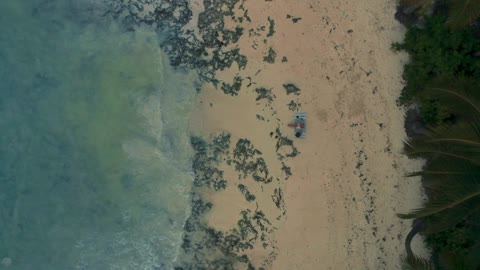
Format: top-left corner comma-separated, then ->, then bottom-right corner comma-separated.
438,250 -> 469,270
466,242 -> 480,269
400,0 -> 434,14
446,0 -> 480,28
428,87 -> 480,115
426,138 -> 480,146
404,118 -> 480,165
405,138 -> 480,165
422,77 -> 480,119
401,76 -> 480,255
398,182 -> 480,221
402,254 -> 434,270
406,171 -> 470,177
421,203 -> 480,234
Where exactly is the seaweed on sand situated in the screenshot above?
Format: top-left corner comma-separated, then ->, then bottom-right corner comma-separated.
221,76 -> 243,96
238,184 -> 256,202
267,17 -> 275,37
287,100 -> 301,111
191,133 -> 230,190
263,47 -> 276,63
255,87 -> 275,102
111,0 -> 248,88
282,83 -> 301,95
230,139 -> 272,183
274,128 -> 299,158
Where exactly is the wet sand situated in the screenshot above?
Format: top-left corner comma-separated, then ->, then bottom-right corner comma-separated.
188,0 -> 429,269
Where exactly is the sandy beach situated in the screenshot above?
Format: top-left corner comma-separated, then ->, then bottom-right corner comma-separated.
187,0 -> 429,269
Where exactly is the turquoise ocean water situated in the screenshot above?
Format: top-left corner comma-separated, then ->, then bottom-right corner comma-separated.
0,1 -> 197,269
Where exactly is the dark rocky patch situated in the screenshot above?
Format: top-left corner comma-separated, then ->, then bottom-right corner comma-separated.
394,3 -> 426,28
255,87 -> 275,102
271,188 -> 285,210
110,0 -> 192,30
404,107 -> 428,139
274,128 -> 299,158
281,162 -> 292,179
267,17 -> 275,37
287,100 -> 301,111
235,1 -> 252,23
238,184 -> 256,201
292,17 -> 302,23
111,0 -> 248,90
282,83 -> 301,95
109,1 -> 301,267
230,139 -> 273,183
263,47 -> 277,63
249,26 -> 265,38
222,76 -> 243,96
177,133 -> 280,269
286,14 -> 302,23
191,133 -> 230,190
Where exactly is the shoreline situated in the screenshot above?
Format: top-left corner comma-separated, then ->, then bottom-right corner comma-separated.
115,0 -> 430,268
184,0 -> 430,269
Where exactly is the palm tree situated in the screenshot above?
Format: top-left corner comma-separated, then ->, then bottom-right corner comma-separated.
399,0 -> 480,28
399,77 -> 480,269
446,0 -> 480,28
400,0 -> 433,15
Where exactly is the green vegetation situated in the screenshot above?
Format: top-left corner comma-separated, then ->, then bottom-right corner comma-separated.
400,80 -> 480,269
394,1 -> 480,269
392,16 -> 480,124
399,0 -> 480,28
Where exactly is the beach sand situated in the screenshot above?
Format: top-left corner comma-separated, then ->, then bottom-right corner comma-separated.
188,0 -> 429,269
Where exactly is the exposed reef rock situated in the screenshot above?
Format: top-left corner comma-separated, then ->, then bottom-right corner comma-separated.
111,0 -> 248,88
108,1 -> 300,269
176,133 -> 283,269
263,47 -> 277,63
230,139 -> 273,183
282,83 -> 301,95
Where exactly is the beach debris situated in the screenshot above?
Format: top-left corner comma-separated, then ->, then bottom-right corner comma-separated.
286,14 -> 302,23
263,47 -> 277,63
282,83 -> 301,95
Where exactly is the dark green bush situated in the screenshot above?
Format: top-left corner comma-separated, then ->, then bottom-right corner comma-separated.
392,16 -> 480,124
396,5 -> 480,269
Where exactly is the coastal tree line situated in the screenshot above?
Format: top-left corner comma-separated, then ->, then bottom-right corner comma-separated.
393,0 -> 480,269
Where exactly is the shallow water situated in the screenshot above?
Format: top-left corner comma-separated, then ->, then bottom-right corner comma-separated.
0,1 -> 197,269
